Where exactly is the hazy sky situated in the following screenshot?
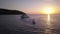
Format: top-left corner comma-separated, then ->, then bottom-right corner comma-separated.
0,0 -> 60,14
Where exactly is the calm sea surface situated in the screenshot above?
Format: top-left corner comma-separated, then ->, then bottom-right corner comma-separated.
0,14 -> 60,34
28,14 -> 60,34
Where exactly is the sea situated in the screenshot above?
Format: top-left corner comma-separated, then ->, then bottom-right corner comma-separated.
27,14 -> 60,34
0,14 -> 60,34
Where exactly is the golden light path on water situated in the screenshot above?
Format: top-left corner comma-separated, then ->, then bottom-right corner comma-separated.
47,14 -> 50,26
45,14 -> 52,34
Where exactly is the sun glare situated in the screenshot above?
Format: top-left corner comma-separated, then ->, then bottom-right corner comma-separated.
44,8 -> 53,14
41,7 -> 56,14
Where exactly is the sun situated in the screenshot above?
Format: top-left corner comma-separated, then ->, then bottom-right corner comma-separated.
44,8 -> 53,14
41,7 -> 56,14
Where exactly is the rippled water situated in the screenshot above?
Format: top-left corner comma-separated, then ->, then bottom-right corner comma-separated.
0,14 -> 60,34
28,14 -> 60,34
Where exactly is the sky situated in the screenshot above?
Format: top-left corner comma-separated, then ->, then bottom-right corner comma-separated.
0,0 -> 60,14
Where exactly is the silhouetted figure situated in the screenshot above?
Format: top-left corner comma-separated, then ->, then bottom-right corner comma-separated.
32,19 -> 36,25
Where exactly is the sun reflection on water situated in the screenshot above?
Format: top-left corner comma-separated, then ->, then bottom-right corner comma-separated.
45,14 -> 52,34
47,14 -> 50,26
